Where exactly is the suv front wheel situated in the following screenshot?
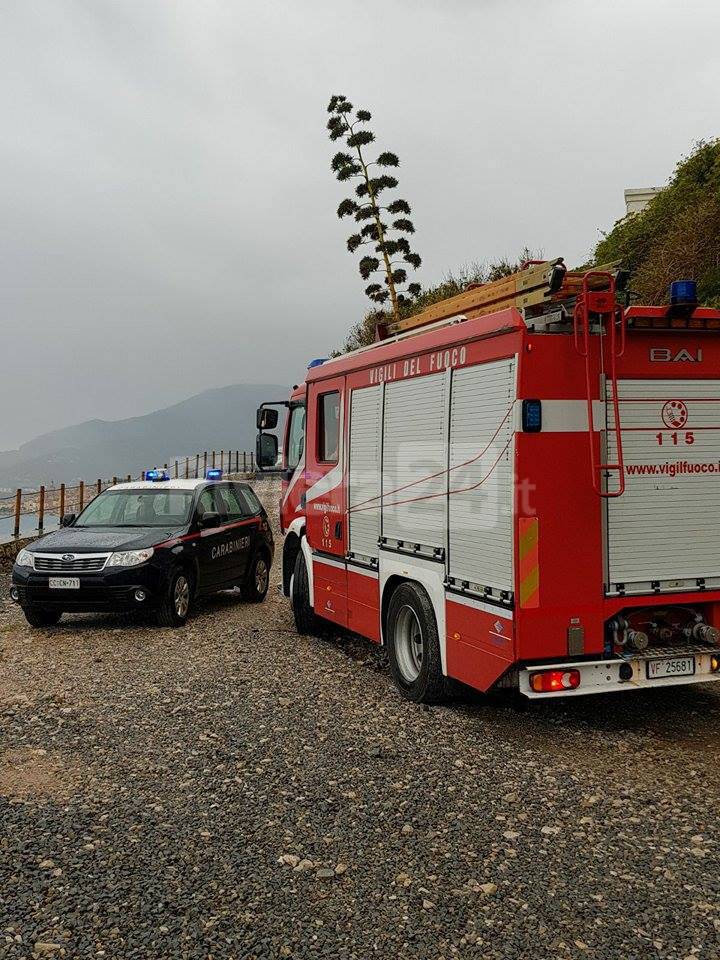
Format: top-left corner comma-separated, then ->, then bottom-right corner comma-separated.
156,570 -> 192,627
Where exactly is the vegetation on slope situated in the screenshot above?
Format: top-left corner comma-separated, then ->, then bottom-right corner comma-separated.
593,139 -> 720,307
340,249 -> 539,353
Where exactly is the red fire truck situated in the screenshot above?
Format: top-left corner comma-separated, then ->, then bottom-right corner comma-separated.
257,262 -> 720,701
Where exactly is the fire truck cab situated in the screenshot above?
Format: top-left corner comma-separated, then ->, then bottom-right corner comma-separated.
260,264 -> 720,702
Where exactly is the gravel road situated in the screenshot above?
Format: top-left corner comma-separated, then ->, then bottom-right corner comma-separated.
2,474 -> 720,959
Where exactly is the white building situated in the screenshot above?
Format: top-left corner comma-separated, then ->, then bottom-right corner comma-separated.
624,187 -> 661,216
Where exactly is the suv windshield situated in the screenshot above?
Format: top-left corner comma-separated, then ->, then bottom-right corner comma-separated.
74,489 -> 195,528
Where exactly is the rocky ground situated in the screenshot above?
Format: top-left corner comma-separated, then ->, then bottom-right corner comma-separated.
2,474 -> 720,959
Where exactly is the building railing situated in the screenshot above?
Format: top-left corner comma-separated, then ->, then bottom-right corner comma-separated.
0,449 -> 255,544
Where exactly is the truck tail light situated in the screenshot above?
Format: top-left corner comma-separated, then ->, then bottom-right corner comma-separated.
529,669 -> 581,693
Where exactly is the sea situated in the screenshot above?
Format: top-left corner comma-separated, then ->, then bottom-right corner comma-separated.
0,512 -> 60,545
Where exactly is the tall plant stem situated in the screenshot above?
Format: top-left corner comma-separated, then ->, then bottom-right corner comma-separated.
340,116 -> 399,321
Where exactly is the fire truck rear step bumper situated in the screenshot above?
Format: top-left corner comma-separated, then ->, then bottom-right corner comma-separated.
519,649 -> 720,698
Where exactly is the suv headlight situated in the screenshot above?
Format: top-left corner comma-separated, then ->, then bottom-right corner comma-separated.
106,548 -> 154,568
15,548 -> 34,568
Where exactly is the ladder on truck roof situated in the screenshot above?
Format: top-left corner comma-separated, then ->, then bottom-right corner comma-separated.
375,257 -> 625,340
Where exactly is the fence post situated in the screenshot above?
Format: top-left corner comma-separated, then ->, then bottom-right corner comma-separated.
59,483 -> 65,521
38,485 -> 45,534
79,480 -> 84,512
96,479 -> 101,495
203,452 -> 207,475
13,489 -> 21,539
195,454 -> 200,479
250,451 -> 255,471
113,476 -> 118,486
185,457 -> 189,479
174,461 -> 179,478
243,451 -> 247,471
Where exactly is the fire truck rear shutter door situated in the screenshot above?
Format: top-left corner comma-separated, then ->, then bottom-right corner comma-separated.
348,384 -> 383,560
606,378 -> 720,594
383,372 -> 448,551
448,358 -> 516,594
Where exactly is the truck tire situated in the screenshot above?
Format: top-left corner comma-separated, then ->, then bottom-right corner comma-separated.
242,552 -> 270,603
156,569 -> 192,627
22,606 -> 62,628
292,549 -> 318,635
387,582 -> 448,703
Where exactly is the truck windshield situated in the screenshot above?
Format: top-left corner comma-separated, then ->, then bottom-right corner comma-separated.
74,489 -> 195,527
287,403 -> 306,470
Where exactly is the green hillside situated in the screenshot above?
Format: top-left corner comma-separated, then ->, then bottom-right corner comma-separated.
593,139 -> 720,306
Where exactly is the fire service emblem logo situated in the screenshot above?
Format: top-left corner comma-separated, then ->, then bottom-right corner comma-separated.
661,400 -> 688,429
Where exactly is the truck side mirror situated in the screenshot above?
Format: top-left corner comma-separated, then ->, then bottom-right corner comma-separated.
256,433 -> 279,468
61,513 -> 76,527
257,407 -> 279,430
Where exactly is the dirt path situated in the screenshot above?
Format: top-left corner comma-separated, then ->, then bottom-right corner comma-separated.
2,476 -> 720,959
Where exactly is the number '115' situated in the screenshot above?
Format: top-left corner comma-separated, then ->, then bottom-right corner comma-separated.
656,432 -> 694,445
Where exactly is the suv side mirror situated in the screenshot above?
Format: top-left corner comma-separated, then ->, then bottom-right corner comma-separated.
198,511 -> 221,529
61,513 -> 76,527
257,432 -> 279,468
257,407 -> 279,430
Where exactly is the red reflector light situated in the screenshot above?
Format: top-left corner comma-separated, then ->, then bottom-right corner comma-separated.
529,669 -> 581,693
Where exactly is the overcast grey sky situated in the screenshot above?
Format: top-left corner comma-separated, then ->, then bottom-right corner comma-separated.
1,0 -> 718,449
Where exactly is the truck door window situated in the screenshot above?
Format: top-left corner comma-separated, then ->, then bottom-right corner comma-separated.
287,404 -> 306,471
318,392 -> 340,463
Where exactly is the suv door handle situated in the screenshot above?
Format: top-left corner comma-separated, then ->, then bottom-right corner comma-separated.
334,521 -> 342,539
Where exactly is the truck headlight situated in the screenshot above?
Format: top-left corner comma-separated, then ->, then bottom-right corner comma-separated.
15,548 -> 34,568
106,548 -> 154,568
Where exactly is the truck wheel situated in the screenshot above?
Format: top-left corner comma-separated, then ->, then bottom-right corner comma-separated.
292,550 -> 318,635
156,569 -> 191,627
22,606 -> 62,628
387,582 -> 448,703
242,552 -> 270,603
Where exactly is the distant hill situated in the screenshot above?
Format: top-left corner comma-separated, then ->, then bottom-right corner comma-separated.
0,383 -> 287,490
